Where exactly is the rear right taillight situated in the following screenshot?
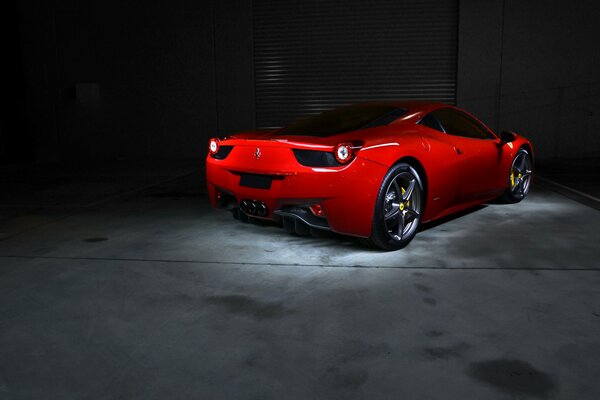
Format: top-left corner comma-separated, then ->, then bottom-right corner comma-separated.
334,142 -> 355,164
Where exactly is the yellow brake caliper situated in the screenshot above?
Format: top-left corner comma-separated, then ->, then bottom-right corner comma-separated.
401,186 -> 409,208
510,169 -> 522,189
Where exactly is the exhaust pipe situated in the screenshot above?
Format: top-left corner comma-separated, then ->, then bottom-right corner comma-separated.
240,200 -> 251,214
239,199 -> 268,217
256,202 -> 267,217
247,201 -> 257,215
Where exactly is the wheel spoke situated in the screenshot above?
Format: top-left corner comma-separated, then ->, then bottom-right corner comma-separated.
512,177 -> 520,192
515,177 -> 524,194
403,179 -> 415,201
518,155 -> 526,172
392,179 -> 402,199
397,212 -> 406,239
405,209 -> 420,222
385,203 -> 400,220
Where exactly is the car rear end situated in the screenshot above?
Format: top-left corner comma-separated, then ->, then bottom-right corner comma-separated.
205,137 -> 387,237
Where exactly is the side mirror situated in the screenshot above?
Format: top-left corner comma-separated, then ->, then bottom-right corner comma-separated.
500,131 -> 517,143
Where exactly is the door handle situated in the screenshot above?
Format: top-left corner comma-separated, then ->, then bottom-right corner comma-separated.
454,147 -> 463,155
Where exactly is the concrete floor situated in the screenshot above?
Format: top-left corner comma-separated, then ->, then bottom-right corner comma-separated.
0,169 -> 599,399
536,157 -> 600,199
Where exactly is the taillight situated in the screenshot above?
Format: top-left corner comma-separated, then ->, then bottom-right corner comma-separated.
334,142 -> 355,164
209,138 -> 219,155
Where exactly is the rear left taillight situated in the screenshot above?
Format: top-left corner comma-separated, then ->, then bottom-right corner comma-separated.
209,138 -> 219,155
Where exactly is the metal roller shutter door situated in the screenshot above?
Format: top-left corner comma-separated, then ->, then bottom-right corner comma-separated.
253,0 -> 458,128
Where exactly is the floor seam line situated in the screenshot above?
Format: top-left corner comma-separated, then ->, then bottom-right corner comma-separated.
1,254 -> 599,271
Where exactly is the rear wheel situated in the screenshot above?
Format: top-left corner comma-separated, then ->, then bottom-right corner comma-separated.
501,148 -> 532,203
367,163 -> 424,250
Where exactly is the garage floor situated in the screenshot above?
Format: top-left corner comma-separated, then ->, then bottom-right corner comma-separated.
0,165 -> 599,399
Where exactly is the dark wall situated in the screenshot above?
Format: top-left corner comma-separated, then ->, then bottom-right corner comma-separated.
13,0 -> 600,163
16,0 -> 254,163
458,0 -> 600,159
253,0 -> 458,129
214,0 -> 255,137
1,0 -> 28,164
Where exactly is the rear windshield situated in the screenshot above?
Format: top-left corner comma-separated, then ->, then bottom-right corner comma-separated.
274,105 -> 406,137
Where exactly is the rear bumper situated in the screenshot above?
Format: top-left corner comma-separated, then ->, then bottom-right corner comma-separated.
206,155 -> 387,237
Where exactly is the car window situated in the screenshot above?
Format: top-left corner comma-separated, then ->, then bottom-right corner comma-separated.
432,108 -> 495,139
418,113 -> 444,132
275,105 -> 406,137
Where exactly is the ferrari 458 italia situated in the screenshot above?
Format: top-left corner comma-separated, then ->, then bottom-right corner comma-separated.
206,102 -> 533,250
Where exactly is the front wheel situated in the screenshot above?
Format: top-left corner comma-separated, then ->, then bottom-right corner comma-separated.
501,148 -> 533,203
367,163 -> 424,250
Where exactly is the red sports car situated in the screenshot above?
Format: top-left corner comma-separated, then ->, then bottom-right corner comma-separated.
206,102 -> 533,250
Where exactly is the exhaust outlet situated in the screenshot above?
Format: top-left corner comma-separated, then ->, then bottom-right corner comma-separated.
239,199 -> 268,216
256,202 -> 268,217
240,200 -> 251,214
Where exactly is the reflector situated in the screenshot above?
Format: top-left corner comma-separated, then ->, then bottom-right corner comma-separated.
309,204 -> 325,217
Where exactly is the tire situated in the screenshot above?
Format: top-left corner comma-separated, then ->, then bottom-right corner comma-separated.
366,163 -> 424,250
501,148 -> 533,203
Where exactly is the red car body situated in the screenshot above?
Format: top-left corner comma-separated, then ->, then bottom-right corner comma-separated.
206,102 -> 533,241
